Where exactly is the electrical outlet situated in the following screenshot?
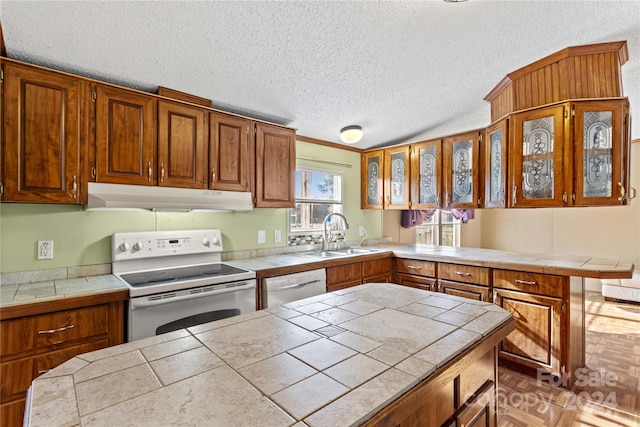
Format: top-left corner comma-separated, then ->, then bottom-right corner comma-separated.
274,229 -> 282,243
257,230 -> 266,244
37,240 -> 54,260
359,226 -> 366,237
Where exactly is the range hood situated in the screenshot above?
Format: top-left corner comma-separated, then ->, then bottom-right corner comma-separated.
87,183 -> 253,212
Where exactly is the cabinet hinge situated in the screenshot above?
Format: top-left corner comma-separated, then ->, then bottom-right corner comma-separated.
91,90 -> 97,103
254,125 -> 257,135
478,133 -> 482,143
204,115 -> 207,124
562,192 -> 567,203
560,365 -> 566,375
0,69 -> 4,83
571,192 -> 575,202
561,303 -> 566,313
0,183 -> 3,195
564,109 -> 569,119
571,108 -> 576,117
91,167 -> 97,178
246,125 -> 249,134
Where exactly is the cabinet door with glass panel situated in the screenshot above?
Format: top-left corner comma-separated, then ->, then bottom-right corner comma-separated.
361,150 -> 384,209
383,146 -> 410,209
510,104 -> 567,207
572,99 -> 630,206
443,130 -> 482,209
484,119 -> 508,208
411,139 -> 442,209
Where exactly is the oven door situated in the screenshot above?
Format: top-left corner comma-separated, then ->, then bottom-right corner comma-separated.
128,279 -> 256,342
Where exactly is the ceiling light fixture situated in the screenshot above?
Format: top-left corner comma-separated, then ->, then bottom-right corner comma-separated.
443,0 -> 468,2
339,125 -> 363,144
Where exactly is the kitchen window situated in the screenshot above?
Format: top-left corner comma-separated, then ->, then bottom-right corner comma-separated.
415,209 -> 461,247
289,168 -> 343,233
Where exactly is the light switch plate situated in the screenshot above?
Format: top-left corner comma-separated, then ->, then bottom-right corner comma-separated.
274,229 -> 282,243
258,230 -> 266,244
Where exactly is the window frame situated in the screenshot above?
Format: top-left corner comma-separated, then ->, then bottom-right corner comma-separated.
415,209 -> 461,247
288,167 -> 344,235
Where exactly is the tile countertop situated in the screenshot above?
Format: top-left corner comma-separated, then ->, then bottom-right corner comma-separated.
25,283 -> 512,427
226,243 -> 635,279
0,274 -> 128,308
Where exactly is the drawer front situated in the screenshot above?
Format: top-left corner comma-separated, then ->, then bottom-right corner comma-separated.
493,269 -> 564,298
2,305 -> 110,357
395,259 -> 436,277
35,305 -> 110,348
363,258 -> 391,279
438,280 -> 489,302
0,358 -> 33,400
34,339 -> 108,377
438,263 -> 490,286
397,275 -> 435,291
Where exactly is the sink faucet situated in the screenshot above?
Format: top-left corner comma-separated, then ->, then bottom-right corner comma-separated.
323,213 -> 349,251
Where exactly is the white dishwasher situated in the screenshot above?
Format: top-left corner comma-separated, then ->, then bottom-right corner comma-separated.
264,268 -> 326,308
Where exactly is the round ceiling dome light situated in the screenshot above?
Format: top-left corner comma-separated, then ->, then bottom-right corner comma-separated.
339,125 -> 363,144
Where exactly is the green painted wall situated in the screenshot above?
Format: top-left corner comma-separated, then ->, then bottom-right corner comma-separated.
0,141 -> 383,274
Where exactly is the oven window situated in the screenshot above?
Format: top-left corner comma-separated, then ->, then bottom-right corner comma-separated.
156,309 -> 240,335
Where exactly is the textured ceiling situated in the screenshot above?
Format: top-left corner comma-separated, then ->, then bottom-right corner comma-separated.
2,1 -> 639,149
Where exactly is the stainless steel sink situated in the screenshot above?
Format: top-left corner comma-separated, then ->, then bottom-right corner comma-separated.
332,248 -> 381,255
295,248 -> 381,258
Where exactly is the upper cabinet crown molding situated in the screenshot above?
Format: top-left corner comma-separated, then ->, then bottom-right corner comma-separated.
485,41 -> 628,123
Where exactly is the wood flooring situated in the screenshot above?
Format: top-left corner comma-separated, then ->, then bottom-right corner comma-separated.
497,291 -> 640,426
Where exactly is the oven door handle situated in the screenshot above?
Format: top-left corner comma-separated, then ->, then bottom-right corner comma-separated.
131,282 -> 256,309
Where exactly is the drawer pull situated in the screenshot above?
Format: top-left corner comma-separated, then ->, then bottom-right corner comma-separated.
454,271 -> 471,277
407,265 -> 421,270
515,279 -> 537,286
38,369 -> 50,375
38,324 -> 75,335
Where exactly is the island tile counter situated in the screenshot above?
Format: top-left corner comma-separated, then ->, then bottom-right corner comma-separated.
25,283 -> 514,427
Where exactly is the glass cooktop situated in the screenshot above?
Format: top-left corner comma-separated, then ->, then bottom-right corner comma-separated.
120,263 -> 250,288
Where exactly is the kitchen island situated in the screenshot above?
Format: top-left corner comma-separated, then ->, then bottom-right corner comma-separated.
25,283 -> 514,427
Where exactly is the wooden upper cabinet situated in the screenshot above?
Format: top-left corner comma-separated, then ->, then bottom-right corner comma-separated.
383,145 -> 410,209
93,84 -> 156,185
510,104 -> 567,207
484,118 -> 508,208
157,100 -> 207,189
210,112 -> 251,192
361,150 -> 384,209
572,99 -> 629,206
2,62 -> 82,203
255,123 -> 296,208
443,130 -> 482,209
410,139 -> 442,209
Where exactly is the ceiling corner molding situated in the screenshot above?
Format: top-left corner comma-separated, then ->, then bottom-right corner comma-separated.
297,135 -> 362,153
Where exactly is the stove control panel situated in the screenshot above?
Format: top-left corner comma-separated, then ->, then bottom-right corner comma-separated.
112,229 -> 223,261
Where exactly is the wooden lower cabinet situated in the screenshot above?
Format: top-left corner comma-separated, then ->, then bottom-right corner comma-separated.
494,288 -> 563,375
327,257 -> 392,292
363,322 -> 512,427
0,293 -> 126,427
394,259 -> 436,291
326,262 -> 362,292
439,279 -> 489,302
362,258 -> 392,283
492,269 -> 573,385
